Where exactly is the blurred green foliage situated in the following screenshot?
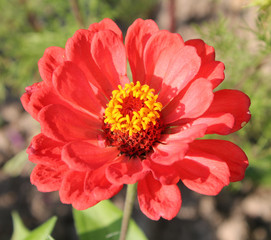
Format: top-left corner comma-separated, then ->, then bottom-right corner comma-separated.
196,7 -> 271,186
250,0 -> 271,9
0,0 -> 158,101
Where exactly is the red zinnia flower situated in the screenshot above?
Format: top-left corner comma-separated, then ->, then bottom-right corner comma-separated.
21,18 -> 251,220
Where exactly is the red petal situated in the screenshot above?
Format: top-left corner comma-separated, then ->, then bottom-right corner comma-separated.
21,81 -> 66,120
65,29 -> 128,101
162,123 -> 207,141
151,141 -> 189,165
106,155 -> 147,184
38,104 -> 101,142
53,61 -> 103,116
84,168 -> 122,201
157,46 -> 201,106
59,170 -> 99,210
204,89 -> 251,133
185,39 -> 225,89
91,30 -> 128,96
144,30 -> 184,93
143,159 -> 180,185
125,18 -> 159,84
38,46 -> 65,83
62,141 -> 119,171
200,61 -> 225,89
178,151 -> 230,195
64,29 -> 109,105
191,112 -> 235,135
162,78 -> 213,124
185,39 -> 215,61
189,140 -> 248,182
88,18 -> 123,41
30,164 -> 68,192
138,173 -> 182,220
27,133 -> 64,166
151,124 -> 206,165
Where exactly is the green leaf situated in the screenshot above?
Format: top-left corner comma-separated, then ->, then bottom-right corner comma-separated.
11,211 -> 57,240
73,200 -> 148,240
24,216 -> 57,240
11,212 -> 30,240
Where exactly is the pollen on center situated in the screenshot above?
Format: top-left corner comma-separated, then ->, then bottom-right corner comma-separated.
104,81 -> 163,136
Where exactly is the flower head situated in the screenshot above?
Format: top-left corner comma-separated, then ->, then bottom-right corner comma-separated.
21,18 -> 251,220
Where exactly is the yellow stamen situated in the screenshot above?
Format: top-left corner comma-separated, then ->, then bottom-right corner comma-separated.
104,81 -> 162,136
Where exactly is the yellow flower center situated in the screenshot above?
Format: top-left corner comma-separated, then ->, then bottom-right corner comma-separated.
104,81 -> 163,136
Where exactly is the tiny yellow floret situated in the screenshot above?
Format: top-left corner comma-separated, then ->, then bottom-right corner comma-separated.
104,81 -> 162,136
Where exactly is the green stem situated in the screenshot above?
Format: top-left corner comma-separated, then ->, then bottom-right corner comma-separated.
119,184 -> 137,240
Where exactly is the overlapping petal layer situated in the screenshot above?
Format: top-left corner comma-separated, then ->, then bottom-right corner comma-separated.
125,18 -> 159,84
27,133 -> 64,166
138,173 -> 182,220
106,155 -> 147,184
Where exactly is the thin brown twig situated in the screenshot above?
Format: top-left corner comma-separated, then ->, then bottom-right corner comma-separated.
69,0 -> 85,28
19,0 -> 42,32
169,0 -> 176,32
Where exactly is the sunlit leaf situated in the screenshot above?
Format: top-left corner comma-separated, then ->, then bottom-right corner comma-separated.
11,211 -> 57,240
11,212 -> 30,240
73,200 -> 148,240
24,216 -> 57,240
